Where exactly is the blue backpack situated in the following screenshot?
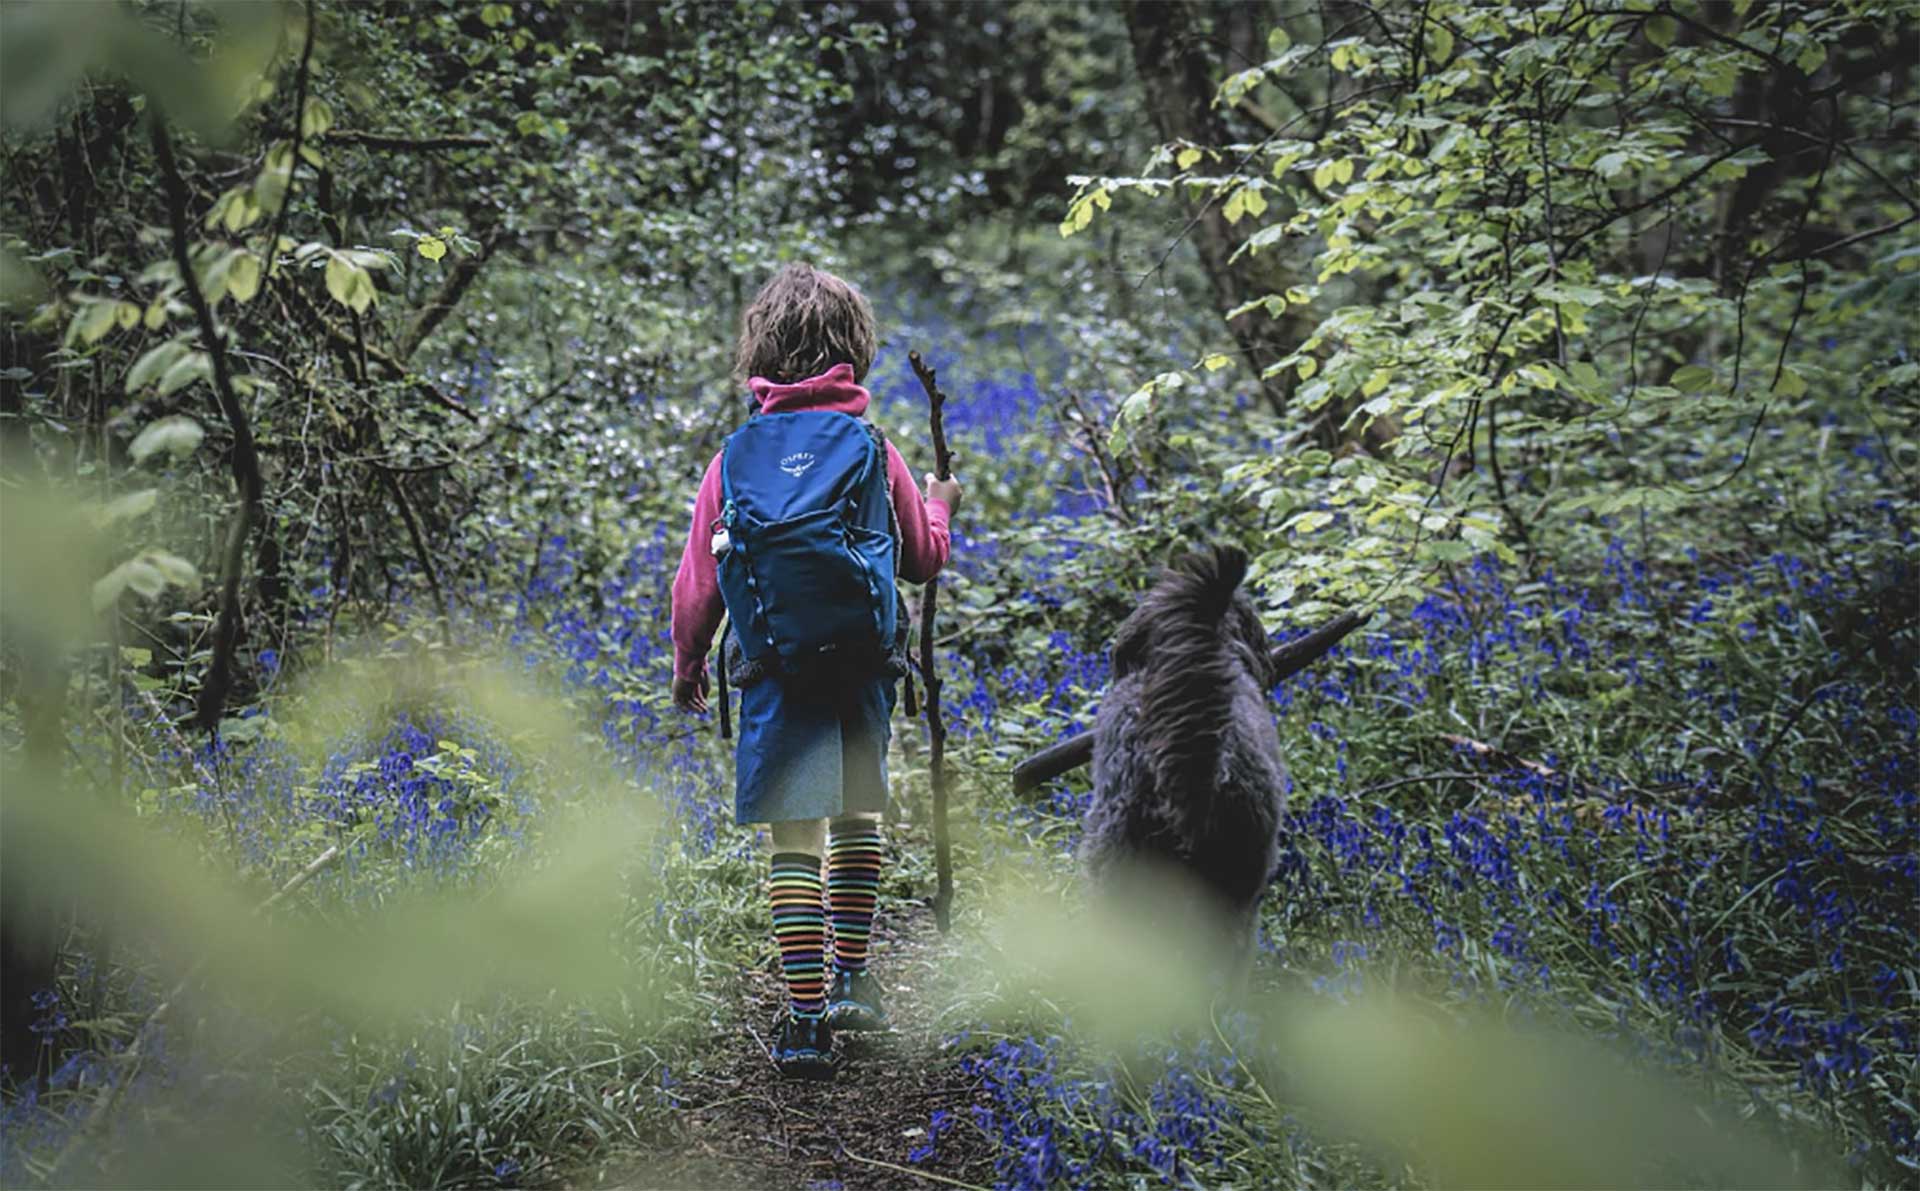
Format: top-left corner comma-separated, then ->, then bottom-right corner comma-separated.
713,410 -> 899,676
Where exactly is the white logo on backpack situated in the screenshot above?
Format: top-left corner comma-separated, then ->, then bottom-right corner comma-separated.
779,452 -> 817,478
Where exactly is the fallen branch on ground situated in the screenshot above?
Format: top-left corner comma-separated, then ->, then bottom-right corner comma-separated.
1010,608 -> 1370,795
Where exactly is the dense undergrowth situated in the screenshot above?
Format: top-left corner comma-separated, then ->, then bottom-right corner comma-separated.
3,3 -> 1917,1187
5,351 -> 1912,1188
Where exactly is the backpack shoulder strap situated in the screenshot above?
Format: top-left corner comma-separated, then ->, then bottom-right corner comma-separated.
859,419 -> 900,543
718,424 -> 740,513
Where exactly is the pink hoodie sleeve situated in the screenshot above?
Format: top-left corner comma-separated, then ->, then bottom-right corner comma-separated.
670,452 -> 726,683
887,440 -> 951,584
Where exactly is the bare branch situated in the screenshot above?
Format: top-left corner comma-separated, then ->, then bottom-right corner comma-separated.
150,113 -> 264,736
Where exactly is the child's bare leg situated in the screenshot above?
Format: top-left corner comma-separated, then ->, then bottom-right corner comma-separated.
769,817 -> 827,858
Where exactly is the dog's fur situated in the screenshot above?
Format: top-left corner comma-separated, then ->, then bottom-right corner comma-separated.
1079,545 -> 1288,968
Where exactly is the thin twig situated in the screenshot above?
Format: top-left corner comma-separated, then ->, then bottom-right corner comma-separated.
150,112 -> 263,737
261,1 -> 314,280
320,131 -> 491,151
839,1145 -> 991,1191
1348,771 -> 1486,798
380,469 -> 453,647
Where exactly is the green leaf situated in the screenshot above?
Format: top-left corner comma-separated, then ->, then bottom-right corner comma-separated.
199,248 -> 234,306
1289,510 -> 1333,535
72,297 -> 119,346
145,550 -> 199,588
325,254 -> 376,313
1671,364 -> 1714,393
157,352 -> 211,397
99,488 -> 159,525
346,266 -> 376,313
231,188 -> 263,233
1176,147 -> 1202,171
219,715 -> 267,744
92,549 -> 198,612
1771,365 -> 1808,398
1202,353 -> 1232,372
1645,15 -> 1677,48
226,250 -> 262,302
300,97 -> 334,139
1425,20 -> 1454,65
129,415 -> 205,463
1519,363 -> 1560,391
254,143 -> 294,215
1111,373 -> 1179,453
1267,26 -> 1291,55
417,235 -> 448,262
126,340 -> 188,392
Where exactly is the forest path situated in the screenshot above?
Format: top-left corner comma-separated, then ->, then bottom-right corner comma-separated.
580,901 -> 995,1191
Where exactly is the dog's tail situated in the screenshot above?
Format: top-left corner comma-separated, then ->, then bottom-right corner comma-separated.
1140,544 -> 1251,799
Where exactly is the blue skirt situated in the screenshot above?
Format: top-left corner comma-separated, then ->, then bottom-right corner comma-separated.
735,674 -> 896,824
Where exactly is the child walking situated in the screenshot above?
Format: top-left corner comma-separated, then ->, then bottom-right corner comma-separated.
670,264 -> 961,1079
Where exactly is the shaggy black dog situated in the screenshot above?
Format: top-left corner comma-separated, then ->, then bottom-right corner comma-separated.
1080,544 -> 1288,972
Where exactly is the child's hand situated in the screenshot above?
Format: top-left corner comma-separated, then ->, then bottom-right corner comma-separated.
926,473 -> 963,515
672,674 -> 709,713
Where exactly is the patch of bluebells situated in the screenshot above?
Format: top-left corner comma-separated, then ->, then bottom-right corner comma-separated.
22,332 -> 1910,1186
957,528 -> 1916,1177
906,1107 -> 954,1164
957,1030 -> 1256,1189
306,714 -> 532,880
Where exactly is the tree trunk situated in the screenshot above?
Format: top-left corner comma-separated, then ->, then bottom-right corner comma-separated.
0,324 -> 60,1090
1122,0 -> 1313,419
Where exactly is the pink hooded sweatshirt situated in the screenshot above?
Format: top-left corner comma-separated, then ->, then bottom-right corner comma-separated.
670,364 -> 952,683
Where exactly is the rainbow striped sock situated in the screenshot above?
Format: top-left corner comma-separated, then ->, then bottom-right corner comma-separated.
827,822 -> 883,974
769,852 -> 826,1018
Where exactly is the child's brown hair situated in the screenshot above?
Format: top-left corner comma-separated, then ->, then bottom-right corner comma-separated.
732,263 -> 878,386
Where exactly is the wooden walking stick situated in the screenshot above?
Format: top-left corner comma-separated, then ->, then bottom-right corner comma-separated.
908,350 -> 956,933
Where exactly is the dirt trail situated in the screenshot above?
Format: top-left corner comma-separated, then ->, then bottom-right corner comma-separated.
583,902 -> 994,1191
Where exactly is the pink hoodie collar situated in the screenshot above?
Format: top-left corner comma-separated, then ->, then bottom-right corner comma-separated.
747,362 -> 871,416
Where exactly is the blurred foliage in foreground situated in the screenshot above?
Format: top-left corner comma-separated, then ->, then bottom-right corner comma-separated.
1,0 -> 1914,1187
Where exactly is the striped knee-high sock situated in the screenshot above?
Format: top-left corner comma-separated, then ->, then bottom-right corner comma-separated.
769,853 -> 826,1017
827,822 -> 883,973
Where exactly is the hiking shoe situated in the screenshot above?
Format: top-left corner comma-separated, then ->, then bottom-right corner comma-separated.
825,968 -> 888,1032
771,1011 -> 834,1080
